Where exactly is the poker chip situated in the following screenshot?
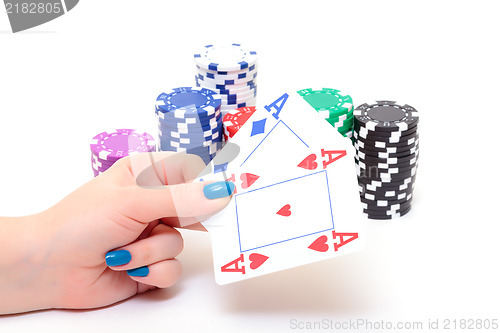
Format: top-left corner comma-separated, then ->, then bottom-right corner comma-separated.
360,184 -> 414,199
161,123 -> 223,139
342,130 -> 353,139
355,133 -> 420,148
156,88 -> 223,163
225,98 -> 257,107
196,76 -> 256,91
197,64 -> 258,80
357,144 -> 419,159
158,141 -> 221,164
92,169 -> 103,177
354,121 -> 418,137
90,129 -> 156,177
162,132 -> 222,146
355,161 -> 418,178
355,152 -> 418,165
354,140 -> 418,153
197,81 -> 257,95
328,117 -> 354,132
90,129 -> 156,161
163,137 -> 222,149
356,128 -> 420,144
298,88 -> 354,138
360,192 -> 413,206
194,43 -> 258,115
362,204 -> 413,219
91,153 -> 114,164
218,89 -> 257,102
91,156 -> 114,170
155,87 -> 221,119
353,101 -> 419,219
364,205 -> 412,220
197,71 -> 258,85
194,43 -> 258,72
298,88 -> 353,114
354,100 -> 419,132
196,63 -> 257,76
356,166 -> 418,183
160,140 -> 220,153
220,102 -> 255,111
361,198 -> 413,211
361,191 -> 412,202
222,106 -> 257,141
160,124 -> 223,143
358,175 -> 416,188
364,205 -> 411,215
158,113 -> 222,130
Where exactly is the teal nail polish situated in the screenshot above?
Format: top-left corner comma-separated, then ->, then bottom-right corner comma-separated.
105,250 -> 131,267
203,181 -> 235,199
127,266 -> 149,277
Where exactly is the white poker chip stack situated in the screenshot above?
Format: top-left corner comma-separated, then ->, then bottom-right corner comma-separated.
194,43 -> 258,119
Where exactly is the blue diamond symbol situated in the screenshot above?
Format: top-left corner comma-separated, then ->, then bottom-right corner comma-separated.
251,118 -> 267,137
214,163 -> 228,174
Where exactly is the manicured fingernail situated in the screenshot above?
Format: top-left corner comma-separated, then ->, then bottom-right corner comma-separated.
203,181 -> 235,199
105,250 -> 131,267
127,266 -> 149,277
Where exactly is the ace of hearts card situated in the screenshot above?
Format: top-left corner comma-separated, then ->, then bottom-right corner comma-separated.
196,91 -> 364,285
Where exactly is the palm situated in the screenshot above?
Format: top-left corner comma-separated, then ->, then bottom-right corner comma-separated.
50,177 -> 159,309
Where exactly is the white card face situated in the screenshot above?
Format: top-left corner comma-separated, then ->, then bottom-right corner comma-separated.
196,92 -> 365,285
236,171 -> 334,252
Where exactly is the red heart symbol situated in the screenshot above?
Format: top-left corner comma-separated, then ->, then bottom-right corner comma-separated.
249,253 -> 269,270
308,235 -> 329,252
240,173 -> 260,189
276,204 -> 292,217
297,154 -> 318,170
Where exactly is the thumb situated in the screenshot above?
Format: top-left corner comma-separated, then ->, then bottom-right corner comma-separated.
123,181 -> 235,226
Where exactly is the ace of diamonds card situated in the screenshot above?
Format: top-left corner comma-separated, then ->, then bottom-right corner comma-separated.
196,91 -> 364,285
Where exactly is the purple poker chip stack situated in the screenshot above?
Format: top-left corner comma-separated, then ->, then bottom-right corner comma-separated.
90,129 -> 156,177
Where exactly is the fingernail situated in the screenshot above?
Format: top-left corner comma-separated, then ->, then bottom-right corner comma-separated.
203,181 -> 235,199
105,250 -> 131,267
127,266 -> 149,277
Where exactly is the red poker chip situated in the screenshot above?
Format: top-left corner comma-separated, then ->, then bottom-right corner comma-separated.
225,125 -> 242,134
223,106 -> 257,138
223,106 -> 256,127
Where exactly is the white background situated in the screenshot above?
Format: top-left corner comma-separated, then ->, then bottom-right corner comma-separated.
1,0 -> 499,332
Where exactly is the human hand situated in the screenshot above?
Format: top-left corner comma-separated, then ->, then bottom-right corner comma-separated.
0,152 -> 234,314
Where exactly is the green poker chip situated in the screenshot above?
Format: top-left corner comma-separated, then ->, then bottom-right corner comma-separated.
324,109 -> 354,124
326,114 -> 353,133
297,88 -> 353,118
336,120 -> 353,133
339,126 -> 353,136
327,114 -> 354,128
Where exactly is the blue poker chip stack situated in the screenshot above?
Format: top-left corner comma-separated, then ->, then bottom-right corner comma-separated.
156,87 -> 223,164
194,43 -> 258,119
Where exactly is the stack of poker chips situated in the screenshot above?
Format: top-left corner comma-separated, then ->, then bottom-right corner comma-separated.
156,87 -> 223,164
90,129 -> 156,177
222,106 -> 257,141
297,88 -> 354,139
353,101 -> 419,220
194,43 -> 257,119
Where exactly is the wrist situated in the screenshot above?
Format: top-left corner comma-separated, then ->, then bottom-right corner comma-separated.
0,212 -> 58,314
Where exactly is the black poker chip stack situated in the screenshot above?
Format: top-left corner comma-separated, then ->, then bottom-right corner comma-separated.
353,101 -> 419,220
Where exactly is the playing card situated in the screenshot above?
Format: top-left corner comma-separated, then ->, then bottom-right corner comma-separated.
196,91 -> 364,285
